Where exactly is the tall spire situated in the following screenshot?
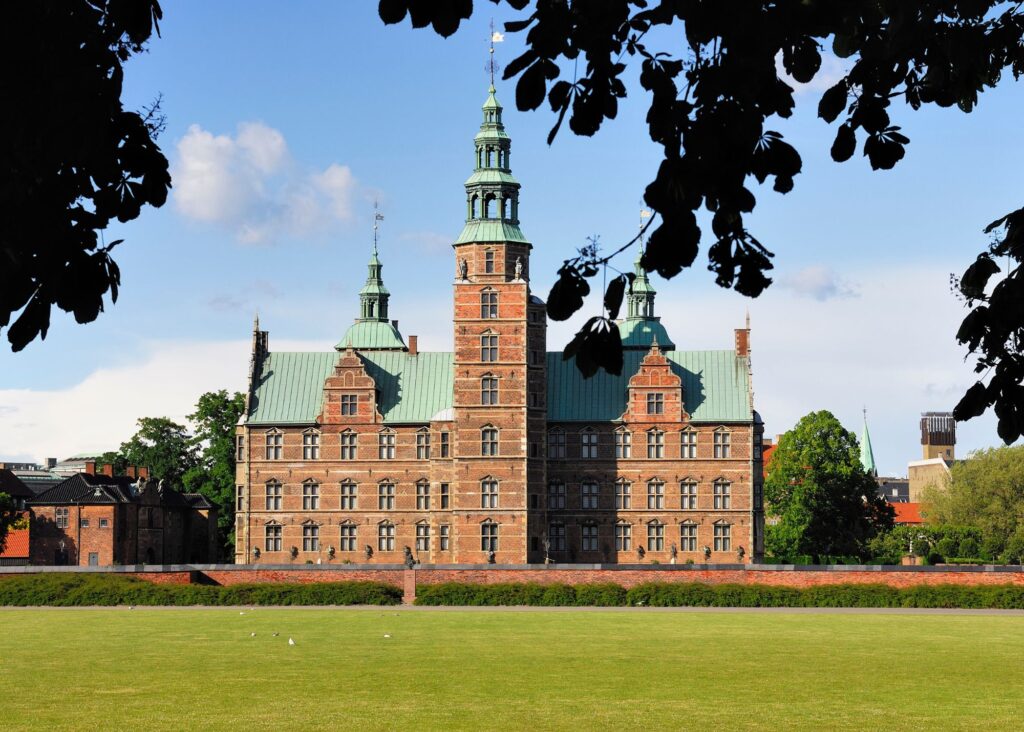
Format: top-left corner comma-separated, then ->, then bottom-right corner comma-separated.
620,209 -> 675,350
860,408 -> 877,477
359,209 -> 390,322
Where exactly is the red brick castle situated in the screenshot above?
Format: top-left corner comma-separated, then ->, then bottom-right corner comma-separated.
235,85 -> 764,565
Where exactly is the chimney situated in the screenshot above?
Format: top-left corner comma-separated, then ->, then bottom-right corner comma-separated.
138,466 -> 150,480
734,328 -> 750,357
126,466 -> 137,480
408,335 -> 418,356
84,460 -> 96,475
101,463 -> 114,477
46,457 -> 57,469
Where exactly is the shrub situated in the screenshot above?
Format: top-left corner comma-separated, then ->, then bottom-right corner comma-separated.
573,583 -> 627,606
959,538 -> 980,558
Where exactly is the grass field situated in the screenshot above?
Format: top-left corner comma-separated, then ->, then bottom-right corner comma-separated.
2,608 -> 1022,730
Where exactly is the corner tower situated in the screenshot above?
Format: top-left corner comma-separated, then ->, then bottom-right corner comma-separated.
451,85 -> 547,562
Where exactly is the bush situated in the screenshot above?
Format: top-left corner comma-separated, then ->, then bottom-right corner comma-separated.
573,583 -> 627,606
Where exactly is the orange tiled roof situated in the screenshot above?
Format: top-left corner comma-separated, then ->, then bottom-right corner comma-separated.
0,526 -> 29,558
893,502 -> 924,524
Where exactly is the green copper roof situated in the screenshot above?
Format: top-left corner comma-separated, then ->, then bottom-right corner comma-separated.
860,414 -> 877,476
335,321 -> 406,351
482,85 -> 501,109
455,220 -> 529,245
465,169 -> 519,185
547,350 -> 752,423
618,318 -> 676,351
248,351 -> 452,425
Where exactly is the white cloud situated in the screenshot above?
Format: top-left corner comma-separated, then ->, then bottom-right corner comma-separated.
173,122 -> 359,244
778,265 -> 858,300
775,51 -> 851,94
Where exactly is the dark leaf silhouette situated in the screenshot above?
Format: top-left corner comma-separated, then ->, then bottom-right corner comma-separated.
547,265 -> 591,321
564,317 -> 624,377
831,124 -> 857,162
603,274 -> 633,320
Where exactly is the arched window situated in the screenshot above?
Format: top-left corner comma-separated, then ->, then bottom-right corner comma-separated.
481,477 -> 498,508
302,429 -> 320,460
480,331 -> 498,361
471,194 -> 481,218
481,425 -> 498,456
378,521 -> 395,552
480,288 -> 498,318
481,374 -> 498,405
484,193 -> 495,218
264,429 -> 282,460
614,427 -> 632,459
378,428 -> 396,460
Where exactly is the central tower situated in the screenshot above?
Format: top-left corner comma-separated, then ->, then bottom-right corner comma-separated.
451,85 -> 547,562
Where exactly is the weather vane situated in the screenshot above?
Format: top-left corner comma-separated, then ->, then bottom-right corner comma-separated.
489,19 -> 504,85
373,200 -> 384,252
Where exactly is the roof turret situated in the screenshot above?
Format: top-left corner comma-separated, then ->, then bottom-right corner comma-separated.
336,229 -> 406,351
619,245 -> 675,350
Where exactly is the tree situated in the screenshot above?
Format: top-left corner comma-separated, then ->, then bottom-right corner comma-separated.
380,1 -> 1024,437
0,493 -> 18,555
923,445 -> 1024,560
118,417 -> 198,488
182,390 -> 246,555
2,1 -> 170,352
764,410 -> 893,562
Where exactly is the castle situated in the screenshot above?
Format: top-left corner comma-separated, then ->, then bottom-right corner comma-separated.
234,85 -> 764,565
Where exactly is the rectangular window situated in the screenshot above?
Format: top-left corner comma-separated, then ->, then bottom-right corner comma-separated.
581,524 -> 598,552
547,481 -> 566,510
302,483 -> 320,510
56,507 -> 69,529
681,481 -> 698,510
615,481 -> 631,509
440,483 -> 450,509
647,431 -> 664,459
265,431 -> 282,460
265,483 -> 282,511
439,524 -> 450,551
237,485 -> 244,511
581,431 -> 598,459
303,432 -> 320,460
302,524 -> 319,552
378,431 -> 395,460
481,376 -> 498,405
80,518 -> 90,528
340,431 -> 357,460
647,481 -> 664,509
647,393 -> 664,414
681,429 -> 697,459
581,481 -> 599,510
754,482 -> 763,511
415,523 -> 430,552
340,394 -> 358,416
615,523 -> 632,551
549,522 -> 566,552
484,249 -> 495,274
615,430 -> 631,459
340,482 -> 357,510
714,524 -> 732,552
99,518 -> 109,529
481,428 -> 498,456
236,435 -> 245,461
681,523 -> 698,552
265,524 -> 282,552
416,483 -> 431,510
416,431 -> 431,459
714,431 -> 731,459
647,523 -> 665,551
440,432 -> 450,458
481,291 -> 498,319
340,524 -> 357,551
481,523 -> 498,552
714,481 -> 731,510
547,431 -> 566,458
481,480 -> 498,509
753,440 -> 763,460
378,523 -> 395,551
378,483 -> 395,510
481,334 -> 498,361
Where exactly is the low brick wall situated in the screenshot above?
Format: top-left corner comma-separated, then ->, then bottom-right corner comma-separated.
201,566 -> 406,588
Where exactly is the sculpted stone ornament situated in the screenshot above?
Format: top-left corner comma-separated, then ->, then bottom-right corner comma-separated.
514,257 -> 523,280
737,546 -> 746,561
703,545 -> 712,561
403,545 -> 416,569
364,544 -> 374,561
487,549 -> 496,564
542,534 -> 552,565
458,257 -> 468,280
669,542 -> 678,564
636,545 -> 646,561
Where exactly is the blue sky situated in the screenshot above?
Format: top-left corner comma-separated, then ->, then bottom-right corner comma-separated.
2,2 -> 1021,473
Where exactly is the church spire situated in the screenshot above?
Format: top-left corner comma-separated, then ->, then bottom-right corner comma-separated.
359,209 -> 389,322
627,246 -> 657,319
860,408 -> 877,477
619,212 -> 675,350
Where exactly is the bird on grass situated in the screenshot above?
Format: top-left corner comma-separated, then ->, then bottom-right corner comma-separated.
288,638 -> 296,646
272,632 -> 279,637
239,611 -> 245,615
128,606 -> 134,610
250,632 -> 256,638
383,634 -> 392,639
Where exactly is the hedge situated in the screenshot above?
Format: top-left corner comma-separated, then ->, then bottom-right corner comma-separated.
0,574 -> 402,606
414,581 -> 1024,609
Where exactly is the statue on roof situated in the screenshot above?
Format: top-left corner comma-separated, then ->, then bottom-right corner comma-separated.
458,257 -> 468,280
514,257 -> 523,281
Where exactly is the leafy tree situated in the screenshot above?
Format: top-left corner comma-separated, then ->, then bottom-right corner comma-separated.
2,1 -> 170,352
765,410 -> 893,562
0,493 -> 17,554
924,445 -> 1024,558
182,390 -> 246,555
118,417 -> 198,488
380,1 -> 1024,436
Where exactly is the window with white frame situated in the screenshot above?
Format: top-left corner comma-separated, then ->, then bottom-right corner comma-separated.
581,481 -> 599,509
481,375 -> 498,405
481,478 -> 498,509
481,426 -> 498,456
581,523 -> 599,552
547,429 -> 566,458
302,481 -> 320,510
340,430 -> 357,460
416,481 -> 431,510
615,428 -> 631,458
56,507 -> 69,529
264,523 -> 282,552
681,428 -> 697,459
302,523 -> 319,551
581,429 -> 598,459
265,429 -> 282,460
681,522 -> 698,552
340,394 -> 358,416
647,521 -> 665,551
339,522 -> 357,551
647,480 -> 665,509
415,523 -> 430,552
302,430 -> 320,460
416,429 -> 431,459
481,332 -> 498,361
714,429 -> 731,458
647,430 -> 664,459
340,481 -> 357,510
378,522 -> 396,551
549,522 -> 566,551
647,393 -> 664,415
615,480 -> 631,509
378,482 -> 395,510
439,524 -> 450,551
378,429 -> 396,460
713,480 -> 731,509
265,481 -> 282,511
481,521 -> 499,552
547,481 -> 566,509
681,480 -> 698,510
615,522 -> 632,551
481,289 -> 498,318
714,522 -> 732,552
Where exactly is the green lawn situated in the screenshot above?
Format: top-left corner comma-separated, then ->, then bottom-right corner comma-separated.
1,608 -> 1021,730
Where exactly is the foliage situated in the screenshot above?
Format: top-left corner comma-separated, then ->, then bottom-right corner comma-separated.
924,445 -> 1024,556
764,411 -> 894,562
2,1 -> 171,351
182,391 -> 246,555
117,416 -> 199,488
0,574 -> 402,606
380,2 -> 1024,432
0,492 -> 16,554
